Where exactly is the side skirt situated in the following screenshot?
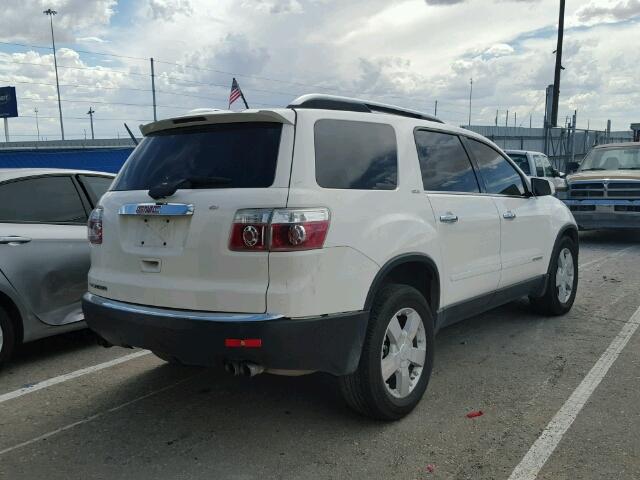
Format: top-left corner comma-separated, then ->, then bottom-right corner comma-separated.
436,275 -> 547,330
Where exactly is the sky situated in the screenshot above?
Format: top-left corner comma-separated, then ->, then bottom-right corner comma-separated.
0,0 -> 639,140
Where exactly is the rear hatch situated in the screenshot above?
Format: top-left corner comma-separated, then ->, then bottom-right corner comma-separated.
89,110 -> 295,313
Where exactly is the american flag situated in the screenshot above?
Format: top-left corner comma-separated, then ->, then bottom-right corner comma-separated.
228,78 -> 247,109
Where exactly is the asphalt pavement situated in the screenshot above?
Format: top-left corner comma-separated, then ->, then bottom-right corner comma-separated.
0,230 -> 639,480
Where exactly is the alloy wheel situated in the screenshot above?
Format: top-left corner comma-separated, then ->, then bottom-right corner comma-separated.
380,307 -> 427,398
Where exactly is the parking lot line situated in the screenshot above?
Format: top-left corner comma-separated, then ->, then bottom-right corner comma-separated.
579,245 -> 635,270
508,304 -> 640,480
0,350 -> 150,404
0,373 -> 199,456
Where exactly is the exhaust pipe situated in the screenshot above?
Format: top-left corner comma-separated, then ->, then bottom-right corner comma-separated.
224,361 -> 242,376
241,363 -> 265,377
224,361 -> 265,377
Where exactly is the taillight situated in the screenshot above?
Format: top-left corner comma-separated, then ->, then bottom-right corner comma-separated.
270,208 -> 330,251
229,208 -> 330,252
229,209 -> 272,251
88,207 -> 103,245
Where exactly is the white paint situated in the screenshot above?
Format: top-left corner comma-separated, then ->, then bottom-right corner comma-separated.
0,374 -> 196,456
0,350 -> 150,404
579,245 -> 635,270
508,305 -> 640,480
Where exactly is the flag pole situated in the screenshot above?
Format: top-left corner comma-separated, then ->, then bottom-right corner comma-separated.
240,91 -> 249,109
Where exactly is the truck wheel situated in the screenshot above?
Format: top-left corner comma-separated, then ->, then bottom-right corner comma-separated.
530,236 -> 578,316
339,284 -> 434,420
0,307 -> 17,368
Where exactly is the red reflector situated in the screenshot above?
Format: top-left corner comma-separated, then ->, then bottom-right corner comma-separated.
225,338 -> 262,348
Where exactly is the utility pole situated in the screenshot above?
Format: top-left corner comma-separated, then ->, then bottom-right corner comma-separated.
434,100 -> 438,116
468,78 -> 473,126
34,108 -> 40,141
530,114 -> 532,129
44,8 -> 64,140
570,110 -> 577,170
150,57 -> 157,121
551,0 -> 565,127
514,112 -> 517,128
495,109 -> 498,126
505,110 -> 509,128
87,106 -> 95,140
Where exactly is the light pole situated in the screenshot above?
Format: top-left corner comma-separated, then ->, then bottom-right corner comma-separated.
43,8 -> 64,140
468,77 -> 473,126
87,106 -> 95,140
34,108 -> 40,141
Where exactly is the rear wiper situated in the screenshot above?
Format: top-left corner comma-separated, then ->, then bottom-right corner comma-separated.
148,176 -> 232,199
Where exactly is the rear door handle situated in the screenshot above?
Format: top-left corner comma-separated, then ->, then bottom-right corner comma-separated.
439,213 -> 458,223
503,211 -> 517,220
0,236 -> 32,245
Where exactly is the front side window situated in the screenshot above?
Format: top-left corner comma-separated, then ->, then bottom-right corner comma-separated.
466,139 -> 526,196
112,122 -> 283,191
508,153 -> 531,175
315,119 -> 397,190
534,155 -> 552,177
414,130 -> 480,193
0,176 -> 87,224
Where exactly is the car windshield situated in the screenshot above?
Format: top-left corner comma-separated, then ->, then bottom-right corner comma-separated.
579,146 -> 640,171
507,153 -> 531,175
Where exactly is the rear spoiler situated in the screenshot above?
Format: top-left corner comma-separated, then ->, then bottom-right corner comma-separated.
139,110 -> 295,136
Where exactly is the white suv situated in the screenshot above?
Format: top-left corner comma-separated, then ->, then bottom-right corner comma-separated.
83,95 -> 579,420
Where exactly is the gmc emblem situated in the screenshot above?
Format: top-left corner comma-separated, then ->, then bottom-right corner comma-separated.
136,205 -> 162,215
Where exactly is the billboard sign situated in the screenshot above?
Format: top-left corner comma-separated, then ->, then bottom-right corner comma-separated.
0,86 -> 18,118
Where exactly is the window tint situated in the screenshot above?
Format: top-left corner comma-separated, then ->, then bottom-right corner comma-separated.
0,176 -> 87,223
112,122 -> 283,191
466,139 -> 526,196
508,153 -> 531,175
79,175 -> 113,205
315,119 -> 397,190
414,130 -> 479,193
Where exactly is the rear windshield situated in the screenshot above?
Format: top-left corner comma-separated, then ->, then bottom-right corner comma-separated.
112,122 -> 283,191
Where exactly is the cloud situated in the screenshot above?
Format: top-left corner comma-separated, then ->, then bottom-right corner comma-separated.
76,36 -> 108,43
576,0 -> 640,25
0,0 -> 116,43
424,0 -> 466,4
484,43 -> 515,57
147,0 -> 193,20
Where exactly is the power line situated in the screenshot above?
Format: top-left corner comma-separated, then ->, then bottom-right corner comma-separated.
0,59 -> 149,77
0,40 -> 148,62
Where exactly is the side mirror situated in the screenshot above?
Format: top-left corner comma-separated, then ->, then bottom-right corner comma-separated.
531,177 -> 554,196
567,161 -> 580,173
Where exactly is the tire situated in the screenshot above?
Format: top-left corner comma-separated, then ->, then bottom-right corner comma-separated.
530,235 -> 578,316
152,351 -> 183,365
0,307 -> 17,368
339,284 -> 435,420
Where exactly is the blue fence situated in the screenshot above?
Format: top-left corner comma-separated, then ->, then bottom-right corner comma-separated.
0,147 -> 133,173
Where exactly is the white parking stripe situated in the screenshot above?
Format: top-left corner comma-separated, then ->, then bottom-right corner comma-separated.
0,350 -> 150,404
0,374 -> 198,456
508,305 -> 640,480
579,245 -> 635,270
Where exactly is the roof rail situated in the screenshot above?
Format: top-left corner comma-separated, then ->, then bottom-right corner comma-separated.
288,94 -> 444,124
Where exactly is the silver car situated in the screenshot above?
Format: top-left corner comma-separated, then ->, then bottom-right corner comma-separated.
505,149 -> 567,192
0,168 -> 114,366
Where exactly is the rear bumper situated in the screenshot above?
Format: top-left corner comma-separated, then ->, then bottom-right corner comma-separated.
82,293 -> 368,375
564,199 -> 640,229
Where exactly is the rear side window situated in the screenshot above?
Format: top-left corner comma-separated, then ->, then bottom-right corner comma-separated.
0,176 -> 87,224
414,130 -> 479,193
78,175 -> 113,205
112,122 -> 283,191
466,139 -> 526,196
314,119 -> 397,190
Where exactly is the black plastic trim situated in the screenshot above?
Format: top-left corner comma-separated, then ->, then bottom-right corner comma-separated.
437,275 -> 547,329
83,294 -> 368,376
364,253 -> 440,314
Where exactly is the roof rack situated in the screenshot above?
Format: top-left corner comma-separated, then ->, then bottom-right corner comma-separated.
287,94 -> 444,124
